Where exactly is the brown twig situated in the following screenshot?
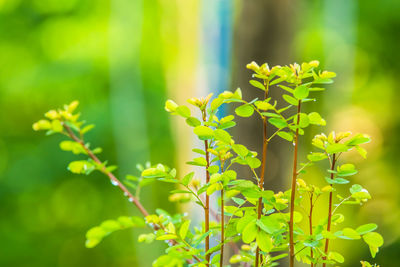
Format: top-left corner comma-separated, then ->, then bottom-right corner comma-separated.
289,99 -> 302,267
220,164 -> 225,267
63,124 -> 201,263
255,79 -> 269,267
322,153 -> 336,267
309,192 -> 314,267
202,110 -> 211,267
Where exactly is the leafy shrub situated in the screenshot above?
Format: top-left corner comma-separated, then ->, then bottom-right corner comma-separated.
33,60 -> 383,267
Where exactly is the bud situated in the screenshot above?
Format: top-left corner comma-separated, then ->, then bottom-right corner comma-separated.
165,100 -> 178,112
309,60 -> 320,68
229,255 -> 243,264
320,70 -> 336,79
67,100 -> 79,113
44,110 -> 59,120
336,131 -> 352,142
246,61 -> 259,72
297,178 -> 307,188
241,244 -> 251,251
259,63 -> 270,76
32,120 -> 52,131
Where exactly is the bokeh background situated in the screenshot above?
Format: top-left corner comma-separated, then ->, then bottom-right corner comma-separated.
0,0 -> 399,266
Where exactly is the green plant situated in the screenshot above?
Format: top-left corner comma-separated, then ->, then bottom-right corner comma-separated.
33,60 -> 383,267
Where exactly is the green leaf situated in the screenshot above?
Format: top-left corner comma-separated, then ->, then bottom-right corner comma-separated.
255,101 -> 272,110
138,233 -> 156,244
277,131 -> 293,141
208,165 -> 219,174
186,157 -> 208,167
219,121 -> 236,129
179,220 -> 191,239
181,172 -> 194,186
193,230 -> 212,247
268,118 -> 287,129
356,145 -> 367,158
342,228 -> 361,240
282,94 -> 298,106
235,104 -> 254,117
325,177 -> 349,184
257,216 -> 281,234
256,231 -> 272,252
328,252 -> 344,263
356,224 -> 378,235
52,119 -> 63,132
85,216 -> 145,248
350,184 -> 363,194
68,160 -> 94,174
176,106 -> 191,118
186,117 -> 201,127
60,140 -> 86,155
294,113 -> 310,128
307,152 -> 328,162
363,232 -> 384,247
156,234 -> 178,241
246,157 -> 261,169
214,129 -> 232,144
261,112 -> 280,118
231,197 -> 245,205
236,215 -> 256,233
232,144 -> 249,158
308,112 -> 326,126
211,97 -> 224,110
293,85 -> 309,100
207,183 -> 222,195
249,80 -> 265,91
81,124 -> 95,134
278,85 -> 294,93
193,126 -> 214,140
346,134 -> 371,146
337,163 -> 358,176
326,143 -> 349,154
242,221 -> 257,243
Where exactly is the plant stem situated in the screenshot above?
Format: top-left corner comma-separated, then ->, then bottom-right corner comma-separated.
202,110 -> 211,267
289,99 -> 302,267
322,153 -> 336,267
255,80 -> 269,267
220,164 -> 225,267
309,192 -> 314,267
63,124 -> 202,263
64,125 -> 149,217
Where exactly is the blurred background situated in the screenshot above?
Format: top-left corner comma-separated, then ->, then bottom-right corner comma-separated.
0,0 -> 399,266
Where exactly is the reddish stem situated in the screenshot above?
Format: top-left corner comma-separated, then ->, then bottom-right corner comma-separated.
202,111 -> 211,267
63,124 -> 201,263
255,81 -> 269,267
289,100 -> 302,267
322,154 -> 336,267
309,192 -> 314,267
220,187 -> 225,266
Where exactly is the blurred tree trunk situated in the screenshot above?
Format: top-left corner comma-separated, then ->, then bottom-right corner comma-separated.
231,0 -> 294,195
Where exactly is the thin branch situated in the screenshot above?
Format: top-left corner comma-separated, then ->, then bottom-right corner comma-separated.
322,154 -> 337,267
202,110 -> 211,267
255,79 -> 269,267
220,164 -> 225,267
63,124 -> 201,263
289,99 -> 302,267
